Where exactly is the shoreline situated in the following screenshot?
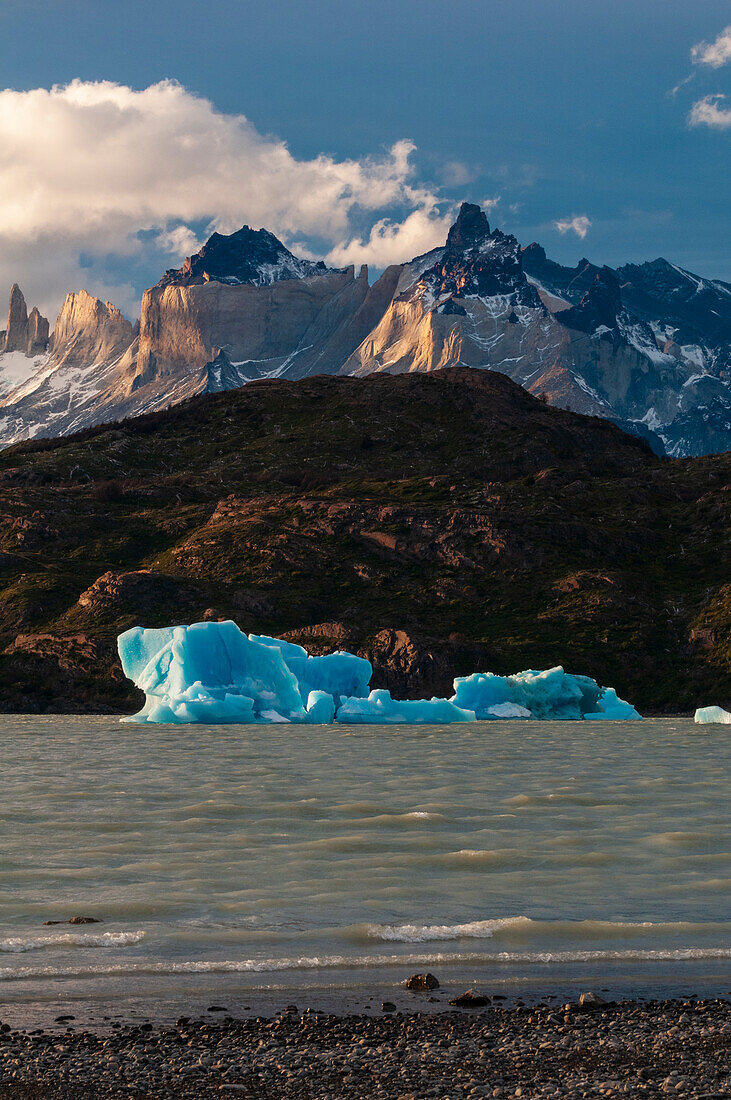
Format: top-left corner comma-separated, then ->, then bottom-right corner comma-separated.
0,996 -> 727,1098
1,953 -> 729,1031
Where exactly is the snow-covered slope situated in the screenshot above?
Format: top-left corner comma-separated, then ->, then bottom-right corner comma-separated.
521,241 -> 731,455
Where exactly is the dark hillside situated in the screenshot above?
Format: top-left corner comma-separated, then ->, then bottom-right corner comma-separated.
0,367 -> 727,713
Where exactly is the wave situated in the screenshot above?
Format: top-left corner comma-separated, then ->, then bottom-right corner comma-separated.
347,916 -> 729,945
357,917 -> 531,942
0,931 -> 145,954
1,946 -> 729,983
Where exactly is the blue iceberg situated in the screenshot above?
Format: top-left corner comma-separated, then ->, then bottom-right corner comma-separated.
118,620 -> 641,724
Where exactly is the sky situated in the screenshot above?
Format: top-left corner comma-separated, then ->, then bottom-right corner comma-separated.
0,0 -> 729,320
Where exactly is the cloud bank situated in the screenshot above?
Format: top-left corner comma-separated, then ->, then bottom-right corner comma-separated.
691,25 -> 731,68
553,215 -> 592,239
0,79 -> 453,318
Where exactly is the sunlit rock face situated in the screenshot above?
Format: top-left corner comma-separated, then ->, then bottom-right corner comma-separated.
117,620 -> 641,725
50,290 -> 135,370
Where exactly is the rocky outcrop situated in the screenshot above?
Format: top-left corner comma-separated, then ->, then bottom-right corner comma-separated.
76,569 -> 206,619
360,628 -> 462,699
1,285 -> 49,356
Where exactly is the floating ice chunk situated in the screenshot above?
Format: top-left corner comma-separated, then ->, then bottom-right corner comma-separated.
336,689 -> 475,724
260,709 -> 289,723
305,690 -> 336,724
584,688 -> 642,720
507,667 -> 602,720
451,672 -> 512,716
118,621 -> 308,724
452,666 -> 603,720
694,706 -> 731,724
251,634 -> 371,704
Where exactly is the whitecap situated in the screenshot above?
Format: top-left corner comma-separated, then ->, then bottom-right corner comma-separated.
0,930 -> 145,953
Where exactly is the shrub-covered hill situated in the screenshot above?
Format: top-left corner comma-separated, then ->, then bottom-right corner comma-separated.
0,366 -> 727,714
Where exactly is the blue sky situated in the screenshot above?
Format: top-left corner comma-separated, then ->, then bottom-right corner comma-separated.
0,0 -> 728,318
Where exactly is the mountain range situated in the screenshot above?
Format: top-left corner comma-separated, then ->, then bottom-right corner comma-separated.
0,204 -> 729,456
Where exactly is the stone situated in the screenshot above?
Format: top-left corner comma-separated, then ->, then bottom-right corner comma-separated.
579,992 -> 607,1008
405,973 -> 440,991
449,989 -> 491,1007
43,916 -> 102,925
381,1002 -> 397,1013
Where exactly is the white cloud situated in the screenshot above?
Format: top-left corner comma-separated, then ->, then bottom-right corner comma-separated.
691,25 -> 731,67
326,205 -> 453,269
668,73 -> 694,98
481,195 -> 501,212
154,224 -> 202,258
688,94 -> 731,129
553,215 -> 592,239
0,79 -> 450,319
440,160 -> 475,187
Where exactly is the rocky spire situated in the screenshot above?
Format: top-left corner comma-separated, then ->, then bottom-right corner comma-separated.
445,202 -> 491,252
3,284 -> 29,353
2,285 -> 50,356
413,202 -> 541,306
27,307 -> 50,355
50,290 -> 134,369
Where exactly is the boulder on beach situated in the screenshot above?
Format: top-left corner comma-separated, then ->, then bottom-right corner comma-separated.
405,973 -> 440,991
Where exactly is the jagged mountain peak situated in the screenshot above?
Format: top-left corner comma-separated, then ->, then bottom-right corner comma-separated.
445,201 -> 491,251
403,203 -> 541,307
158,223 -> 332,289
522,242 -> 547,262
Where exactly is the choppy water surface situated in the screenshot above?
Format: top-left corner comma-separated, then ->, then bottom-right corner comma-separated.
0,716 -> 728,1006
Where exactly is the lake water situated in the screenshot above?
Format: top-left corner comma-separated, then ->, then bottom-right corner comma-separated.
0,716 -> 728,1018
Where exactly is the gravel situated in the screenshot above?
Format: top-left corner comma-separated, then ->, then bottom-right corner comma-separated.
0,997 -> 727,1099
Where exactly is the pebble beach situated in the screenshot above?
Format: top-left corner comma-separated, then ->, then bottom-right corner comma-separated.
0,996 -> 728,1099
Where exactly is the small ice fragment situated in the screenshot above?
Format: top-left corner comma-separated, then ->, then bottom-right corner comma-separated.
694,706 -> 731,724
486,702 -> 532,718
